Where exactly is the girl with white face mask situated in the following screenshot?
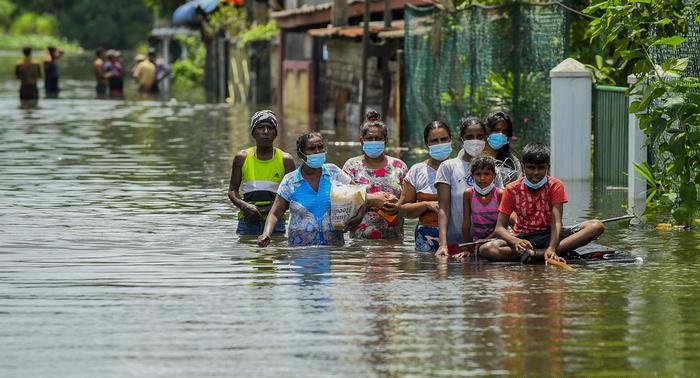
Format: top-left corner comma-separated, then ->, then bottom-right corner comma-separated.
484,110 -> 522,185
457,155 -> 504,258
398,121 -> 453,252
435,117 -> 503,257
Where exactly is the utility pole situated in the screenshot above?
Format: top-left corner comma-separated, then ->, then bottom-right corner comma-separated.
332,0 -> 348,26
360,0 -> 370,119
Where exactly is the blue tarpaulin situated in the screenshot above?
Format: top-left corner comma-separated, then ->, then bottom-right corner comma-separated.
172,0 -> 220,26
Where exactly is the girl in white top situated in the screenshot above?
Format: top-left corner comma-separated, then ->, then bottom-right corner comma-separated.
435,117 -> 503,256
399,121 -> 453,252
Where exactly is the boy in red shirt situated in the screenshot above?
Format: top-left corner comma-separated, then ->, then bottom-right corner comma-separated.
480,143 -> 604,262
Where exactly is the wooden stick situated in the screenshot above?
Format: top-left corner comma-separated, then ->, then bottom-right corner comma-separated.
457,214 -> 636,248
458,238 -> 498,248
545,257 -> 577,272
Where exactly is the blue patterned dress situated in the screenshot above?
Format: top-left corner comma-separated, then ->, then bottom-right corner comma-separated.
277,164 -> 352,246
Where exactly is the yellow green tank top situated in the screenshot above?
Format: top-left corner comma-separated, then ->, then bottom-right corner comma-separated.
238,147 -> 286,219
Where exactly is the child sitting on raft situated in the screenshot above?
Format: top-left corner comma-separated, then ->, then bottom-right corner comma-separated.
479,143 -> 605,262
456,155 -> 503,257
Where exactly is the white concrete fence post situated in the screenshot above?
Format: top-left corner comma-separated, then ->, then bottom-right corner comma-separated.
549,58 -> 593,181
627,75 -> 647,214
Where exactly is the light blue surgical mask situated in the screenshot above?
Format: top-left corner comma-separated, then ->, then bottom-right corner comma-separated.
474,182 -> 495,196
524,175 -> 548,190
304,152 -> 326,169
487,133 -> 508,150
362,141 -> 385,158
428,142 -> 452,161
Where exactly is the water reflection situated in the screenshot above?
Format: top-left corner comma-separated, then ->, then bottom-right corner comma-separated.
1,70 -> 700,377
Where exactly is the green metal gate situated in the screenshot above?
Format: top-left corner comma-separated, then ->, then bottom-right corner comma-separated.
593,85 -> 628,186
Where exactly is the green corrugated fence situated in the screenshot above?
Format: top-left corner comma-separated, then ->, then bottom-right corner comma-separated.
593,85 -> 628,186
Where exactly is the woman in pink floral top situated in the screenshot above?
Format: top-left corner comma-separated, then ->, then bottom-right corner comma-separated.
342,121 -> 408,239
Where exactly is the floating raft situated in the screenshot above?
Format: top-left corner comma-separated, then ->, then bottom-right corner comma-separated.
565,243 -> 643,265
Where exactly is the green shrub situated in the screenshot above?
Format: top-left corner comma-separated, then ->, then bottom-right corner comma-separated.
10,12 -> 56,35
171,34 -> 206,86
0,33 -> 82,52
0,0 -> 15,32
239,20 -> 279,47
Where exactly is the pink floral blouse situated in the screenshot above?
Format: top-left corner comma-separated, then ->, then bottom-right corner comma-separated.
342,155 -> 408,239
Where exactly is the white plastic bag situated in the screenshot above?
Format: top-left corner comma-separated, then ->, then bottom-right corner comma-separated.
330,184 -> 366,230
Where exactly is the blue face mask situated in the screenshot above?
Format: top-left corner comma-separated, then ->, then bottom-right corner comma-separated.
362,141 -> 385,158
473,182 -> 495,196
524,175 -> 548,190
304,152 -> 326,169
428,142 -> 452,161
487,133 -> 508,150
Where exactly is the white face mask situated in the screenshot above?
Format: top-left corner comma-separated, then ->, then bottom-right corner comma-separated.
463,139 -> 485,157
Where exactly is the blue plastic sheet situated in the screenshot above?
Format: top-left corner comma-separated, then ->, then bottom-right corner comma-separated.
172,0 -> 220,26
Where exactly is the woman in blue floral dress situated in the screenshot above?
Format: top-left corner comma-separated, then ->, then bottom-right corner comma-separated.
257,132 -> 383,247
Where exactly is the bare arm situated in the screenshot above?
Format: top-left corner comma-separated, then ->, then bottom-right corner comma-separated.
281,152 -> 296,174
365,192 -> 385,209
495,212 -> 532,253
545,203 -> 564,260
461,189 -> 472,243
227,151 -> 262,221
227,151 -> 248,209
256,195 -> 289,247
398,181 -> 433,218
435,183 -> 451,256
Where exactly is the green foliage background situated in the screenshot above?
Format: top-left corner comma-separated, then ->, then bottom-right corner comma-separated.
1,0 -> 155,50
586,0 -> 700,227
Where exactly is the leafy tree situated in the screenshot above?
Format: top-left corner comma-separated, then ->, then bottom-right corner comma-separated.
56,0 -> 153,49
0,0 -> 15,31
143,0 -> 186,19
586,0 -> 700,227
11,0 -> 154,49
9,12 -> 56,35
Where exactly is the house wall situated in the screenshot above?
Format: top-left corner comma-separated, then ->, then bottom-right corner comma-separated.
320,38 -> 400,143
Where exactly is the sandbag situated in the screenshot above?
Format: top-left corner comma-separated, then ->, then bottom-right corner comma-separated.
330,184 -> 366,230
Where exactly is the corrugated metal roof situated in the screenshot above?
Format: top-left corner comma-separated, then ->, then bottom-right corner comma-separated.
308,20 -> 404,39
271,2 -> 335,19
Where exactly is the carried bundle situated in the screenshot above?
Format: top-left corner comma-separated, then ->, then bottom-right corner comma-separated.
330,184 -> 366,230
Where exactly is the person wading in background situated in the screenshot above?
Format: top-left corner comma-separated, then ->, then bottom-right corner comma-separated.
94,48 -> 107,98
15,46 -> 42,108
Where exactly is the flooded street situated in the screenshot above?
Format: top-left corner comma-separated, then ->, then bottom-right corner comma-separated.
2,54 -> 700,377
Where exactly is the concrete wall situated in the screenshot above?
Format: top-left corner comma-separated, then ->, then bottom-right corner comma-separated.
550,58 -> 592,181
320,38 -> 399,143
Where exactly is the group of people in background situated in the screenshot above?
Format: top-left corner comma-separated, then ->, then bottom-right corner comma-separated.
93,47 -> 170,99
14,45 -> 170,107
229,109 -> 605,264
14,45 -> 63,107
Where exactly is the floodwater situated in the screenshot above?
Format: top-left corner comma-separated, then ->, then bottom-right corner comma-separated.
1,53 -> 699,377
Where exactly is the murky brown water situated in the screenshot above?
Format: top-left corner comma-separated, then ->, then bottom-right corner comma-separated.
1,53 -> 699,377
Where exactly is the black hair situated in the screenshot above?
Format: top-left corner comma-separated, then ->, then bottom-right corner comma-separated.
95,47 -> 104,57
458,116 -> 486,139
470,155 -> 497,174
47,46 -> 57,58
486,110 -> 516,168
22,46 -> 31,56
365,109 -> 380,122
486,111 -> 513,138
296,132 -> 323,154
522,142 -> 550,165
423,120 -> 451,145
360,121 -> 388,139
